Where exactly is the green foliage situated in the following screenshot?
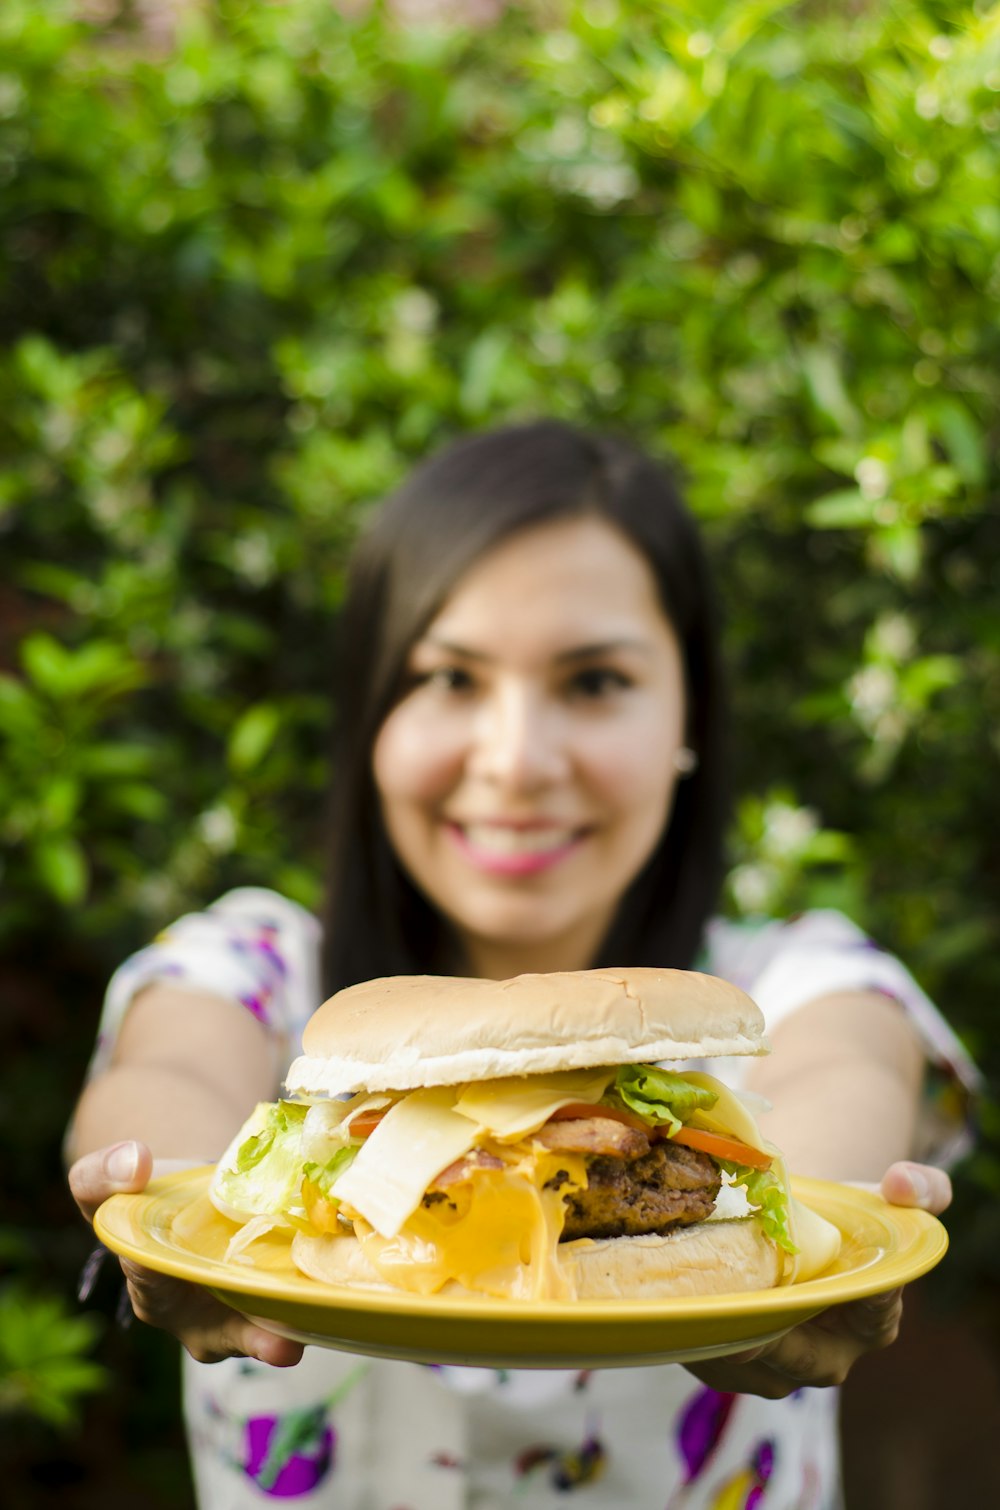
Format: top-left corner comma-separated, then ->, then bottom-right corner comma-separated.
1,1 -> 999,1464
0,1283 -> 108,1429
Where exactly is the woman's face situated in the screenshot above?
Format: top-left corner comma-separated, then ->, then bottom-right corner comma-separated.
372,515 -> 689,978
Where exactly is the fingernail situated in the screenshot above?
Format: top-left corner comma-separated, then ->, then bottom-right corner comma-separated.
906,1166 -> 931,1206
105,1142 -> 139,1183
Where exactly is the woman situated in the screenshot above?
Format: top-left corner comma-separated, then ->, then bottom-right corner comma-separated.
68,421 -> 971,1507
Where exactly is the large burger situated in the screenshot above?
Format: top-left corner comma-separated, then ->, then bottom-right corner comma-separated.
210,968 -> 841,1300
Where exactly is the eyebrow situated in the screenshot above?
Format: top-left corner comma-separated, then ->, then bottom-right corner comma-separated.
419,636 -> 654,664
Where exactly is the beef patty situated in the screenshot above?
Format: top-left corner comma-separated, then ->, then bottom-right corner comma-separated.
557,1139 -> 721,1241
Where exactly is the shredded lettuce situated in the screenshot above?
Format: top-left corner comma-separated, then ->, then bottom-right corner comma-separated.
215,1100 -> 311,1218
718,1159 -> 798,1256
302,1143 -> 361,1200
608,1065 -> 718,1136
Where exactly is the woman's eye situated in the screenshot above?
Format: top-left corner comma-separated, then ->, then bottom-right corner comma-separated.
568,667 -> 632,699
419,666 -> 475,695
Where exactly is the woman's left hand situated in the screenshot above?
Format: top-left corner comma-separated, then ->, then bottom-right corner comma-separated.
686,1161 -> 951,1399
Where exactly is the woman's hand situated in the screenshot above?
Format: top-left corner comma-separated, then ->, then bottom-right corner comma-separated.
687,1160 -> 951,1399
879,1159 -> 951,1214
69,1141 -> 304,1368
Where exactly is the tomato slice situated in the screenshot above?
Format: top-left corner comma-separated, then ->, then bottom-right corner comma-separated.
546,1102 -> 649,1132
346,1107 -> 389,1137
669,1125 -> 773,1171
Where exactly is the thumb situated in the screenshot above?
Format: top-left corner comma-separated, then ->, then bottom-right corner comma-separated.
69,1141 -> 154,1224
880,1161 -> 952,1216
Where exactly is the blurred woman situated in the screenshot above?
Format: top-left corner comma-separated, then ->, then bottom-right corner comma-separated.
68,420 -> 973,1508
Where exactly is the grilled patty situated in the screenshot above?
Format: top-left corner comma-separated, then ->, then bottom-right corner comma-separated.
419,1114 -> 722,1239
557,1139 -> 721,1242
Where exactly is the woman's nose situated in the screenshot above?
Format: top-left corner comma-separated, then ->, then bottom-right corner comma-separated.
469,687 -> 568,790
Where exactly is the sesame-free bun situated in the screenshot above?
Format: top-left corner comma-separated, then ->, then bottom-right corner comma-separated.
290,1217 -> 782,1300
284,967 -> 767,1097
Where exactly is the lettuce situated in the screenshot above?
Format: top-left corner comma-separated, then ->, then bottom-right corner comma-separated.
215,1100 -> 311,1218
302,1143 -> 361,1200
609,1065 -> 718,1136
718,1159 -> 798,1256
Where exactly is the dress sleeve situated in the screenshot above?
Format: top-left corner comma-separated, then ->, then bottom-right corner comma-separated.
85,887 -> 323,1085
704,908 -> 981,1166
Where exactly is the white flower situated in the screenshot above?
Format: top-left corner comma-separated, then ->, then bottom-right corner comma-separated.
871,612 -> 915,663
197,806 -> 237,853
855,457 -> 890,500
730,863 -> 776,915
848,664 -> 897,723
764,803 -> 818,857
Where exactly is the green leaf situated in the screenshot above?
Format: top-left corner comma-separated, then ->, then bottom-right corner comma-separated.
805,489 -> 876,529
871,522 -> 922,581
255,1403 -> 331,1492
460,328 -> 510,418
800,346 -> 860,436
228,703 -> 282,774
76,742 -> 157,778
37,777 -> 81,830
0,675 -> 41,737
20,636 -> 144,701
20,634 -> 72,697
111,782 -> 168,821
31,836 -> 88,904
900,655 -> 961,707
0,1285 -> 108,1428
933,399 -> 986,488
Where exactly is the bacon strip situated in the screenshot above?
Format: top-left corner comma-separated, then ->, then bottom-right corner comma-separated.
429,1149 -> 505,1189
532,1116 -> 650,1160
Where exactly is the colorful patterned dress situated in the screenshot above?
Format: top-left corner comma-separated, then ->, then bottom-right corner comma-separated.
86,890 -> 978,1509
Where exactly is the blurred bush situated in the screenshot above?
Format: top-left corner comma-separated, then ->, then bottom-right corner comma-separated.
0,1282 -> 107,1428
1,0 -> 998,1497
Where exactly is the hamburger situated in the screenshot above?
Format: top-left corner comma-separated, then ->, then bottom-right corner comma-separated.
209,968 -> 841,1300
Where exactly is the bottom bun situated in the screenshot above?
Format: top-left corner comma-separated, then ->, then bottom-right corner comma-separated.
291,1219 -> 782,1301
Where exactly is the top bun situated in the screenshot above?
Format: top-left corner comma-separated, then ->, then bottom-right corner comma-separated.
284,967 -> 767,1097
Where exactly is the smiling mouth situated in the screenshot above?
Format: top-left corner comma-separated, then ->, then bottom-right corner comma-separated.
444,822 -> 589,874
452,823 -> 586,856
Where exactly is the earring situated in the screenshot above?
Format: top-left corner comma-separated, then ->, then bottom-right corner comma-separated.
672,746 -> 698,776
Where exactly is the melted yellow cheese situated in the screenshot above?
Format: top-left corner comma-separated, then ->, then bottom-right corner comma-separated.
330,1073 -> 614,1240
330,1087 -> 479,1239
352,1150 -> 588,1300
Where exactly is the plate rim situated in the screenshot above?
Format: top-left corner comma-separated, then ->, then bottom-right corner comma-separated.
95,1166 -> 949,1325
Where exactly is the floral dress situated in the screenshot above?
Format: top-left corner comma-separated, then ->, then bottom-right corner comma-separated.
87,890 -> 978,1510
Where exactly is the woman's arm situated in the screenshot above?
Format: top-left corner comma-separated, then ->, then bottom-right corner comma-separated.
67,983 -> 280,1163
689,987 -> 949,1397
743,987 -> 925,1180
67,982 -> 304,1367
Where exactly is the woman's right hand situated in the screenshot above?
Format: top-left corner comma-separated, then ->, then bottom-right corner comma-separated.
69,1141 -> 304,1367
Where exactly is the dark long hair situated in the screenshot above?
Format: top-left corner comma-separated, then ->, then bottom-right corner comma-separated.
321,419 -> 729,994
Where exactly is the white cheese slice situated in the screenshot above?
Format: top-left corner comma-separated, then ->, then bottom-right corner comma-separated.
785,1196 -> 844,1282
681,1071 -> 773,1154
452,1068 -> 615,1140
330,1087 -> 479,1239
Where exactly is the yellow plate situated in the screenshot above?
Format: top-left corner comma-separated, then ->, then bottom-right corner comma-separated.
95,1169 -> 947,1369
